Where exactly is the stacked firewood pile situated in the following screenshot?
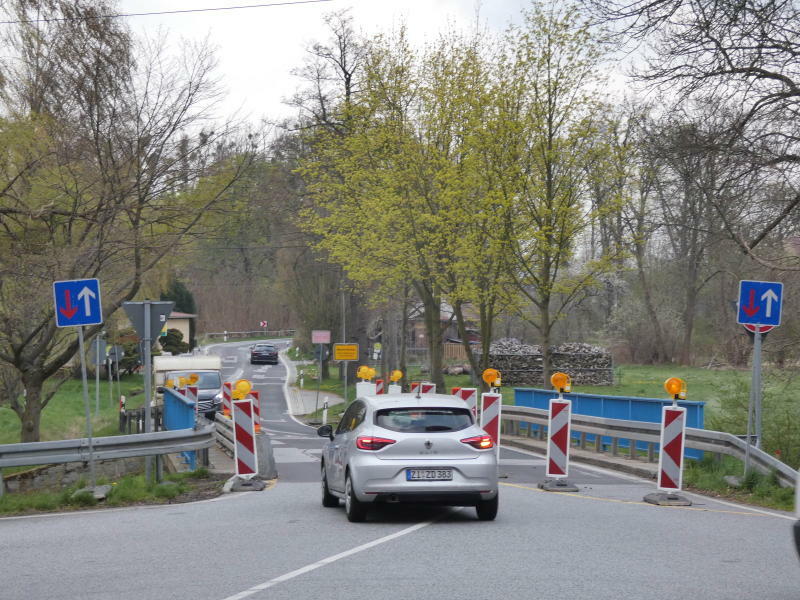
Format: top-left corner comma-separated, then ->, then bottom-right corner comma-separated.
475,339 -> 613,386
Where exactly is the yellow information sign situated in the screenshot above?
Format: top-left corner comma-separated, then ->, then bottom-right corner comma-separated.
333,343 -> 359,362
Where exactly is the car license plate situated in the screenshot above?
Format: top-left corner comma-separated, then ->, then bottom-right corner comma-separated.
406,468 -> 452,481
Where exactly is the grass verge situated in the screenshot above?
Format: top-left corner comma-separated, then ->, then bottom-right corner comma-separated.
0,374 -> 146,446
683,455 -> 795,511
0,468 -> 224,516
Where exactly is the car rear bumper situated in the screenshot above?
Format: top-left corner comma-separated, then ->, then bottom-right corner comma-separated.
349,455 -> 498,503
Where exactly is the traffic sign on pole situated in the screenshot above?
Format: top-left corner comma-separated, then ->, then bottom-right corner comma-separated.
737,280 -> 783,326
53,278 -> 103,327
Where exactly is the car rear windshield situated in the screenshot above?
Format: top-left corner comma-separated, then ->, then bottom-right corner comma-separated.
166,371 -> 221,389
254,345 -> 275,351
375,407 -> 472,433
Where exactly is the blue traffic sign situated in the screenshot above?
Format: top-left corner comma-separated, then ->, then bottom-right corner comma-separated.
53,279 -> 103,327
737,280 -> 783,326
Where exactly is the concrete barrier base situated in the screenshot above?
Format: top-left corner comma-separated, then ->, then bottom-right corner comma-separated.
643,492 -> 692,506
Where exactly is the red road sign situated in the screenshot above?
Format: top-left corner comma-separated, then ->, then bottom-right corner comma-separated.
743,324 -> 774,333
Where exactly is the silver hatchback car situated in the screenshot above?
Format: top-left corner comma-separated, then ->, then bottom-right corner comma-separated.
317,393 -> 498,522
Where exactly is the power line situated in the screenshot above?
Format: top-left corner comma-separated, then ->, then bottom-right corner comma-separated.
0,0 -> 335,25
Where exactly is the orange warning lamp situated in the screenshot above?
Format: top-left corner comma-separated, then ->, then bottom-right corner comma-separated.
188,373 -> 199,385
357,365 -> 373,381
482,368 -> 501,387
664,377 -> 686,400
390,369 -> 403,382
233,379 -> 252,400
551,372 -> 571,393
165,378 -> 174,389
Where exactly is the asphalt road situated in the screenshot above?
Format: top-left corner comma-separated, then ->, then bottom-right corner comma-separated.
1,340 -> 798,600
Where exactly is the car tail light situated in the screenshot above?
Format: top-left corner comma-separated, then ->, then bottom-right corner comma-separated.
356,436 -> 396,451
461,435 -> 494,450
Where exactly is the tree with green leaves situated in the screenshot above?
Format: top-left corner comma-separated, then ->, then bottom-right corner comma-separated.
494,4 -> 621,383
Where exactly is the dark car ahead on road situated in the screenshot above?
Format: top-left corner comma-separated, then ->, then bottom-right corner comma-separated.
250,343 -> 278,365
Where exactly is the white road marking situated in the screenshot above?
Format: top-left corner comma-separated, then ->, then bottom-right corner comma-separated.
218,518 -> 441,600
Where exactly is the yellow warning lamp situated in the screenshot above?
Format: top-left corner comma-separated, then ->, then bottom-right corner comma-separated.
367,367 -> 376,380
356,365 -> 373,381
165,378 -> 174,389
178,376 -> 188,389
551,372 -> 571,394
233,378 -> 252,400
390,369 -> 403,383
188,373 -> 199,385
482,368 -> 501,387
664,377 -> 686,402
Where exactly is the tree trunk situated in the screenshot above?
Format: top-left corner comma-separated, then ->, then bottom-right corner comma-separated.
452,300 -> 480,384
418,284 -> 445,390
540,303 -> 553,389
19,373 -> 44,443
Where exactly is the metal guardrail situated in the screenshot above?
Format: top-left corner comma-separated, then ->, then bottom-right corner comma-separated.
214,413 -> 234,455
0,424 -> 215,471
502,406 -> 798,488
204,330 -> 296,340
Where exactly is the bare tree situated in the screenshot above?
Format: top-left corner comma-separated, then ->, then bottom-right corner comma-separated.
0,1 -> 252,441
585,0 -> 800,269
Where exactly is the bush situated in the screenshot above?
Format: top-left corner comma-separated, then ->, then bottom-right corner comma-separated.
707,371 -> 800,469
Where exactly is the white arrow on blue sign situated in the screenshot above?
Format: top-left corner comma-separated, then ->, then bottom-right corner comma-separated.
737,280 -> 783,327
53,278 -> 103,327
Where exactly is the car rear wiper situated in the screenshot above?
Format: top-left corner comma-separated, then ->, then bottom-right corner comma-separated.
424,425 -> 452,432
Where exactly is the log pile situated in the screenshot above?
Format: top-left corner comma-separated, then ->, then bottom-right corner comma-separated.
475,338 -> 613,386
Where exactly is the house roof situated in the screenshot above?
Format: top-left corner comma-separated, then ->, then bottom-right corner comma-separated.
169,311 -> 197,319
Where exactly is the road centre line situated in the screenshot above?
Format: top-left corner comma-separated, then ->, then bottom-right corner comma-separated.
501,482 -> 782,519
218,518 -> 441,600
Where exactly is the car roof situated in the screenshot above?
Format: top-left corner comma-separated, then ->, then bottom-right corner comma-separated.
358,393 -> 469,410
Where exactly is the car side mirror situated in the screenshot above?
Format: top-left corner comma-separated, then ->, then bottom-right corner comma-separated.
317,424 -> 333,440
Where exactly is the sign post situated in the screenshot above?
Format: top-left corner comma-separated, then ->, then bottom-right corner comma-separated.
333,343 -> 359,404
53,278 -> 104,489
737,280 -> 783,467
312,330 -> 331,414
123,300 -> 174,482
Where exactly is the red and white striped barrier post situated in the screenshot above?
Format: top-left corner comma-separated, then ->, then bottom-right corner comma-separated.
421,382 -> 435,394
657,406 -> 686,491
644,378 -> 692,506
222,382 -> 232,418
451,386 -> 461,395
249,390 -> 261,434
376,379 -> 385,395
540,372 -> 579,492
456,388 -> 478,421
410,381 -> 420,394
186,385 -> 199,418
480,392 -> 502,461
233,399 -> 258,478
546,398 -> 571,478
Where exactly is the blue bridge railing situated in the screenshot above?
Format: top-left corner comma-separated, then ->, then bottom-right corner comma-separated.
162,387 -> 197,470
514,388 -> 706,460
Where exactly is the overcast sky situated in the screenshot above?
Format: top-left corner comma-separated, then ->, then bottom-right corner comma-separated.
119,0 -> 539,123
